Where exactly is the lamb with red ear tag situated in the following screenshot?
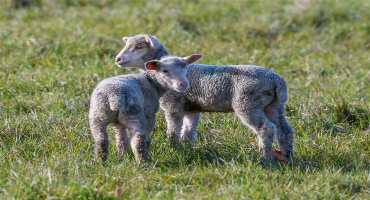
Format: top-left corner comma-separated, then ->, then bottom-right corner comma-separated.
89,54 -> 202,164
144,54 -> 202,93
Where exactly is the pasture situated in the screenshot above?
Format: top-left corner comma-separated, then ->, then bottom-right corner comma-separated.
1,0 -> 369,199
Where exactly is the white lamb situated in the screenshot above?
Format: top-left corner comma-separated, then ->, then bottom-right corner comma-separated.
115,35 -> 294,163
89,54 -> 202,163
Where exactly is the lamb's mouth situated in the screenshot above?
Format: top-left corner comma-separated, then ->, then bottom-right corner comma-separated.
175,87 -> 189,93
116,61 -> 129,66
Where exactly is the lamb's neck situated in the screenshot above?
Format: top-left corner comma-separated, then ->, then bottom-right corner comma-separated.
154,45 -> 170,60
139,46 -> 169,74
143,72 -> 168,96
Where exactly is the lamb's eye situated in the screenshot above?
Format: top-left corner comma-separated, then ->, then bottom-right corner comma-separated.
163,70 -> 169,73
136,46 -> 144,49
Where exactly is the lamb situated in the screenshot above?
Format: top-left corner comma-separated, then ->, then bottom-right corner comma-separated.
115,35 -> 294,163
115,34 -> 169,70
89,54 -> 202,163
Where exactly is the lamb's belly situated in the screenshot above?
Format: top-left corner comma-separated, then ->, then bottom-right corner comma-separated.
201,104 -> 234,112
185,97 -> 233,113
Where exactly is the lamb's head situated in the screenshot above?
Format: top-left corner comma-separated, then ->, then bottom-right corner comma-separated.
115,34 -> 169,69
144,54 -> 202,92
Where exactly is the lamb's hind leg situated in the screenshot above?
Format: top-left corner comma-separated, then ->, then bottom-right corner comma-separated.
125,118 -> 148,164
112,124 -> 129,158
264,102 -> 294,164
180,113 -> 201,145
90,122 -> 110,161
235,106 -> 277,159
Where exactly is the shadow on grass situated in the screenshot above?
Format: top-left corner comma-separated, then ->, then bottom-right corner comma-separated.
147,136 -> 369,173
149,139 -> 291,171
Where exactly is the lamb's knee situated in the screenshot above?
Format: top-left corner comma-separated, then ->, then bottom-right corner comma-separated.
281,120 -> 295,137
90,122 -> 110,161
181,123 -> 197,144
181,130 -> 197,146
165,112 -> 183,144
276,119 -> 294,148
166,113 -> 184,129
130,132 -> 149,163
115,136 -> 129,157
257,121 -> 276,150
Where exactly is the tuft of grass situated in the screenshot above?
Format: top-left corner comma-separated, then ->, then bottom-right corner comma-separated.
1,0 -> 370,199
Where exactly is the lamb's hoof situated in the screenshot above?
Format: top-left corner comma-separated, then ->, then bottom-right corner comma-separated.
284,152 -> 294,166
167,136 -> 182,149
179,141 -> 193,152
94,153 -> 108,163
136,156 -> 149,166
272,150 -> 286,163
259,150 -> 288,166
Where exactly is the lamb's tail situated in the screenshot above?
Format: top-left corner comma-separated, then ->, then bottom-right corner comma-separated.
109,92 -> 139,113
108,94 -> 126,112
275,78 -> 289,103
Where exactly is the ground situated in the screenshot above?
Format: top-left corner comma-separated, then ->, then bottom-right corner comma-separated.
0,0 -> 369,199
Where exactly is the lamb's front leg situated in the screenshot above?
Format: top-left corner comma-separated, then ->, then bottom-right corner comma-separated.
165,111 -> 184,145
180,113 -> 201,145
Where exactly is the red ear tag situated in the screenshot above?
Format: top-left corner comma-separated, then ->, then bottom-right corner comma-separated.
147,62 -> 158,70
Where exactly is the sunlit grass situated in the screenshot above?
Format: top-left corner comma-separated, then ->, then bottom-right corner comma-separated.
1,0 -> 369,199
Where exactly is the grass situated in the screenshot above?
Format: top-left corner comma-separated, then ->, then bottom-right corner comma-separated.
1,0 -> 370,199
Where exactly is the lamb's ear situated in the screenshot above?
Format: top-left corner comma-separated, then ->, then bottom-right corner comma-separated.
145,60 -> 160,70
122,37 -> 130,42
182,54 -> 202,64
145,35 -> 161,49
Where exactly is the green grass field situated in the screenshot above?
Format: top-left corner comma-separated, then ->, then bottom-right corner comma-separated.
1,0 -> 370,199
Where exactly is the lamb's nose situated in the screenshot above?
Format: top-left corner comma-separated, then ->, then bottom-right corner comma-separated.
115,57 -> 121,63
180,83 -> 188,88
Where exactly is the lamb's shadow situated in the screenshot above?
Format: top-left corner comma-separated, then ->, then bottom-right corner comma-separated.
150,135 -> 369,172
150,136 -> 287,170
108,127 -> 369,172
